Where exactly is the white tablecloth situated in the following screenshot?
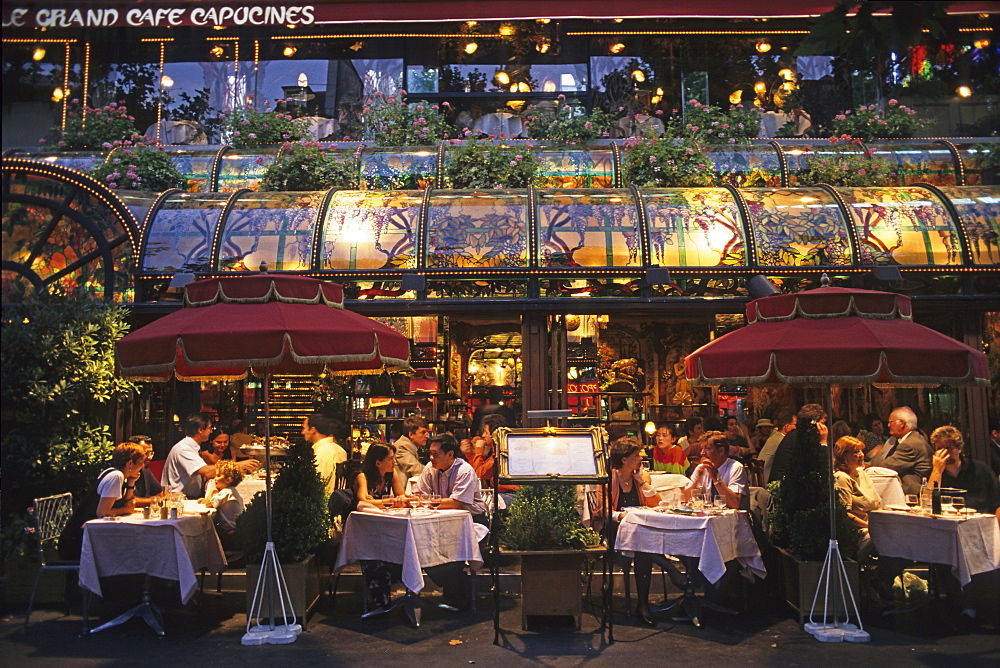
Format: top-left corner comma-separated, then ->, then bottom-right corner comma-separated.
616,508 -> 766,585
333,509 -> 483,593
144,120 -> 207,145
79,511 -> 226,604
472,113 -> 524,138
869,509 -> 1000,586
866,467 -> 906,507
236,477 -> 267,501
295,116 -> 339,141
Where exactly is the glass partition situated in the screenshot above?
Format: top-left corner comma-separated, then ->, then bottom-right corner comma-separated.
835,186 -> 959,266
361,147 -> 437,190
642,188 -> 746,267
702,145 -> 782,188
320,190 -> 421,270
142,192 -> 228,273
873,143 -> 957,186
115,191 -> 160,233
217,148 -> 279,192
8,150 -> 107,173
534,145 -> 614,188
426,190 -> 529,268
741,188 -> 852,266
165,148 -> 221,193
929,186 -> 999,266
218,191 -> 323,271
950,142 -> 992,186
536,189 -> 640,267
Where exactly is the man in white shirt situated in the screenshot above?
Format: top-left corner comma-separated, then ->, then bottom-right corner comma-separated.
301,413 -> 347,497
164,413 -> 258,499
684,431 -> 749,510
758,411 -> 796,483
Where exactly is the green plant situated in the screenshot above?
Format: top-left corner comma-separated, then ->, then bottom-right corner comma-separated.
87,135 -> 186,190
831,99 -> 932,140
501,485 -> 601,551
236,441 -> 330,562
221,104 -> 304,148
621,137 -> 715,187
798,135 -> 896,187
969,142 -> 1000,171
767,420 -> 860,561
1,293 -> 136,551
525,97 -> 613,144
363,91 -> 453,146
443,135 -> 540,189
678,99 -> 761,145
40,100 -> 139,150
260,141 -> 360,191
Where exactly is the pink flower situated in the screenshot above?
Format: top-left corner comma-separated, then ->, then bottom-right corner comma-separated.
655,109 -> 663,115
509,161 -> 517,167
857,169 -> 867,175
248,133 -> 257,138
888,99 -> 898,105
685,147 -> 694,154
648,156 -> 657,162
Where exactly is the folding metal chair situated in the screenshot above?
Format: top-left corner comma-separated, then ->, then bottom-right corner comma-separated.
24,493 -> 89,633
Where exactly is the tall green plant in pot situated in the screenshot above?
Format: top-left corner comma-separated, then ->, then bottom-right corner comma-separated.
501,485 -> 600,551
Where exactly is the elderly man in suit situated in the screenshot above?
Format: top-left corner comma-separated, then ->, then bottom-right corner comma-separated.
869,406 -> 932,496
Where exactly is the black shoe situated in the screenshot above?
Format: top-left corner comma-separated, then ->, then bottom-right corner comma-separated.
635,606 -> 656,627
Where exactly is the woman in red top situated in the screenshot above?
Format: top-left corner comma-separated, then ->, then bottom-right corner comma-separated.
650,423 -> 686,474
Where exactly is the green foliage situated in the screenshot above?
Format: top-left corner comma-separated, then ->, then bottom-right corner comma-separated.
221,105 -> 305,148
260,141 -> 360,191
443,136 -> 540,189
767,420 -> 860,561
969,142 -> 1000,171
363,91 -> 453,146
501,485 -> 601,551
799,136 -> 897,187
1,294 -> 136,556
831,99 -> 932,140
87,136 -> 186,191
525,99 -> 614,144
40,100 -> 139,150
235,441 -> 330,562
678,99 -> 761,144
621,137 -> 715,187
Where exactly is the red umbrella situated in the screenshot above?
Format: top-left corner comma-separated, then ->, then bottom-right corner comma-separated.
115,273 -> 410,643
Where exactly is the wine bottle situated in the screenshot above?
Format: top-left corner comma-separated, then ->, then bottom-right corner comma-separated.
931,481 -> 942,515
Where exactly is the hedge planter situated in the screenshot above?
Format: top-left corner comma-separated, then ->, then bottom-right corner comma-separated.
778,548 -> 860,624
245,548 -> 333,621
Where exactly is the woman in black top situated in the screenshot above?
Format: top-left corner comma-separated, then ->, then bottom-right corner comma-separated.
355,443 -> 406,611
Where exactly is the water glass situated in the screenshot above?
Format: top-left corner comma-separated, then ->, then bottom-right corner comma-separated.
952,496 -> 966,515
941,495 -> 953,514
714,496 -> 727,511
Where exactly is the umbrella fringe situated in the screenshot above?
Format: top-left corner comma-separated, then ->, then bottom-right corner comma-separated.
750,294 -> 912,324
185,278 -> 344,309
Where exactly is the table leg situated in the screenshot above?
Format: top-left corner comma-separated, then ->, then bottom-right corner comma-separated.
652,560 -> 737,628
89,575 -> 165,636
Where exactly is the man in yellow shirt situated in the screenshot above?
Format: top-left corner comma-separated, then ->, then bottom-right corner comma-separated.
301,413 -> 347,496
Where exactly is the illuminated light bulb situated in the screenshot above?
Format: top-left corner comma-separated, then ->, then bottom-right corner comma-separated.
645,421 -> 657,436
973,38 -> 989,49
614,18 -> 624,23
650,95 -> 662,104
778,68 -> 794,80
52,87 -> 64,102
499,24 -> 515,36
32,47 -> 46,61
510,83 -> 518,93
298,72 -> 309,87
210,46 -> 224,58
610,42 -> 626,54
517,81 -> 531,92
464,41 -> 478,54
536,41 -> 551,54
466,21 -> 478,27
160,75 -> 174,88
756,40 -> 771,53
632,69 -> 646,82
536,18 -> 551,24
655,87 -> 664,96
495,71 -> 510,85
212,25 -> 225,30
283,46 -> 297,57
754,81 -> 767,96
957,85 -> 972,98
543,80 -> 557,92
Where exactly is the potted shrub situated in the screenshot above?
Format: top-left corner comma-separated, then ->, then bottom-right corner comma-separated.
797,135 -> 897,187
221,104 -> 305,148
767,419 -> 861,622
87,136 -> 186,191
362,90 -> 453,146
236,441 -> 332,618
830,99 -> 932,141
971,142 -> 999,185
259,141 -> 360,191
525,97 -> 613,145
40,100 -> 138,150
500,485 -> 601,629
442,135 -> 540,189
620,136 -> 715,188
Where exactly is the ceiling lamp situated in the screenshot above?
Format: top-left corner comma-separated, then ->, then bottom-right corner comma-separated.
655,87 -> 664,96
610,42 -> 626,54
957,85 -> 972,98
756,40 -> 772,53
754,81 -> 767,96
466,21 -> 478,27
536,40 -> 551,54
210,45 -> 224,58
536,18 -> 551,24
973,38 -> 989,49
778,68 -> 794,80
499,24 -> 515,36
51,87 -> 64,102
510,83 -> 518,93
32,47 -> 46,61
543,80 -> 557,92
517,81 -> 531,93
632,69 -> 646,83
160,75 -> 174,88
495,71 -> 510,85
464,41 -> 478,54
729,89 -> 743,105
283,46 -> 297,57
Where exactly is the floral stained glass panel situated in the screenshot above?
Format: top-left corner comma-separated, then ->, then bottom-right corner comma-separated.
426,191 -> 528,269
165,148 -> 220,193
643,188 -> 746,267
836,186 -> 960,266
143,193 -> 228,273
703,146 -> 782,188
931,186 -> 999,266
8,151 -> 107,174
874,144 -> 957,187
535,146 -> 613,188
741,188 -> 851,267
536,189 -> 640,268
320,191 -> 421,270
219,192 -> 323,271
217,150 -> 277,192
360,148 -> 437,190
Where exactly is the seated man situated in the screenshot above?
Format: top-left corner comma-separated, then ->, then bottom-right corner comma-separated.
869,405 -> 932,496
164,413 -> 256,499
394,415 -> 430,481
414,433 -> 486,608
684,431 -> 749,510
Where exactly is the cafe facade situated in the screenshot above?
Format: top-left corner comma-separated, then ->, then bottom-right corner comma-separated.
2,1 -> 998,458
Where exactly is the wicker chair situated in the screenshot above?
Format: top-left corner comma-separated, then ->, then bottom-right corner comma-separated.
24,493 -> 89,633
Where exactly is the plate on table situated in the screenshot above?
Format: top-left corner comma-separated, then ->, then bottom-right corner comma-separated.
885,504 -> 911,512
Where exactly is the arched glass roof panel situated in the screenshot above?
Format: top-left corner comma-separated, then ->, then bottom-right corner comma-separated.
535,145 -> 613,188
934,186 -> 1000,265
426,190 -> 528,268
702,145 -> 783,188
741,187 -> 852,266
320,190 -> 420,270
164,148 -> 220,193
218,191 -> 323,271
835,186 -> 959,266
217,149 -> 279,192
9,151 -> 106,173
361,147 -> 437,190
536,189 -> 640,268
115,191 -> 160,236
949,142 -> 991,186
142,192 -> 228,273
872,143 -> 957,186
642,188 -> 746,267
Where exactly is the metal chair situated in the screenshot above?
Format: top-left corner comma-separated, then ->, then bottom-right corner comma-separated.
24,493 -> 89,633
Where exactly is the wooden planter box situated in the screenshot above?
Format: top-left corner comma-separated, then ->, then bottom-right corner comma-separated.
245,549 -> 332,621
506,548 -> 604,630
778,548 -> 860,624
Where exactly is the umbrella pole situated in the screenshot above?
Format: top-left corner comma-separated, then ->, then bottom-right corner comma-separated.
265,370 -> 274,626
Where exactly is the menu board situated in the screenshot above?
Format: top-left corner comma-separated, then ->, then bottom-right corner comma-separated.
495,427 -> 608,484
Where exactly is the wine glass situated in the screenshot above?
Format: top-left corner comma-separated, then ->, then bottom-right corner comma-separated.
714,496 -> 727,511
952,496 -> 965,515
429,497 -> 442,511
904,494 -> 918,511
941,495 -> 953,514
409,493 -> 423,512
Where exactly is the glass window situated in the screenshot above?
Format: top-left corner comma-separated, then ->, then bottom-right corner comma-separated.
536,189 -> 640,267
874,143 -> 957,187
741,188 -> 852,266
935,186 -> 999,265
162,148 -> 218,193
219,191 -> 323,271
320,190 -> 420,270
643,188 -> 747,267
142,192 -> 228,273
360,147 -> 437,189
426,191 -> 528,268
535,145 -> 614,188
217,148 -> 279,192
702,145 -> 783,188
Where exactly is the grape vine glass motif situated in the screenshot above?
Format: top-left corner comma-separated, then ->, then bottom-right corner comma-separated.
836,186 -> 960,265
643,188 -> 746,267
426,191 -> 528,268
219,192 -> 324,271
321,191 -> 420,270
218,150 -> 276,192
536,190 -> 641,267
143,193 -> 228,273
534,146 -> 614,188
741,188 -> 852,266
935,186 -> 999,265
878,144 -> 956,187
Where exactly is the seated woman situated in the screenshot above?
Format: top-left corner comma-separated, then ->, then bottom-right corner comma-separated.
202,460 -> 245,551
833,435 -> 881,557
678,417 -> 707,464
650,422 -> 686,474
353,443 -> 406,611
200,428 -> 233,466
